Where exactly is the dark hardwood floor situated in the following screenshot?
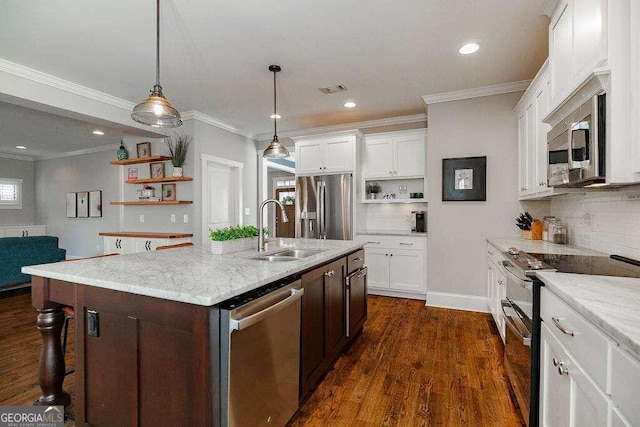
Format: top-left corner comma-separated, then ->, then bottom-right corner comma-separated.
0,290 -> 522,426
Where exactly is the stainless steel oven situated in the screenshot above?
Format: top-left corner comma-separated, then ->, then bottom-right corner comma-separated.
501,259 -> 534,425
547,93 -> 606,187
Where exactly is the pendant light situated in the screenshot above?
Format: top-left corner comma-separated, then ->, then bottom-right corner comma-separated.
263,65 -> 290,159
131,0 -> 182,128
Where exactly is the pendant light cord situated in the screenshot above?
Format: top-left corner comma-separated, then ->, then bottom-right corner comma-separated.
155,0 -> 161,89
273,68 -> 278,139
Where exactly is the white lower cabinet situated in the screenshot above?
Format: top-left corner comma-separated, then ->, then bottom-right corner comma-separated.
486,243 -> 506,342
103,236 -> 191,255
1,225 -> 47,237
357,234 -> 427,300
540,323 -> 608,427
539,286 -> 640,427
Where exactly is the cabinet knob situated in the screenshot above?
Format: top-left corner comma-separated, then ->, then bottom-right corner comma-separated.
539,182 -> 546,186
497,280 -> 504,286
488,266 -> 492,270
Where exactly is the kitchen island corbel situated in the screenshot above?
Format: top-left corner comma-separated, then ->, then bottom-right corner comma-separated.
24,238 -> 365,426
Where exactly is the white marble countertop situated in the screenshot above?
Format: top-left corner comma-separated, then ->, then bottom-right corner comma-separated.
536,271 -> 640,360
487,237 -> 604,256
357,229 -> 428,237
22,238 -> 364,307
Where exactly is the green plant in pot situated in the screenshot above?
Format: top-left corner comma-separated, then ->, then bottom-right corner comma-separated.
366,182 -> 381,199
209,225 -> 269,255
166,134 -> 191,177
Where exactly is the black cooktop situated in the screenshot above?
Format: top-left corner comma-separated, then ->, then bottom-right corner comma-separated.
528,253 -> 640,279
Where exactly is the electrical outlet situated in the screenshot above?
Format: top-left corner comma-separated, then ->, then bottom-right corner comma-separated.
171,214 -> 176,223
244,208 -> 250,216
139,214 -> 144,223
183,214 -> 189,223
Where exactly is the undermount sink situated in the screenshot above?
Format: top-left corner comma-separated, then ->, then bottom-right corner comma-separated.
252,249 -> 325,262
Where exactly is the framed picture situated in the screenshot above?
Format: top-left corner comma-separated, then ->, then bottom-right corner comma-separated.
136,142 -> 151,158
66,193 -> 77,218
162,183 -> 176,201
89,190 -> 102,217
77,191 -> 89,217
442,156 -> 487,201
127,167 -> 138,180
150,162 -> 165,179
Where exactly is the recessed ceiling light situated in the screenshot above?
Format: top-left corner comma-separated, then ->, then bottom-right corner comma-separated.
93,130 -> 105,135
16,145 -> 27,150
270,114 -> 281,119
344,102 -> 357,108
459,43 -> 480,55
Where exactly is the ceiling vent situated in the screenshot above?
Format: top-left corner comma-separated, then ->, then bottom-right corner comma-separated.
319,85 -> 347,94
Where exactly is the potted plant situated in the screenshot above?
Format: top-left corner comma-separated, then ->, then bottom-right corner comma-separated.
366,182 -> 381,199
166,134 -> 191,177
209,225 -> 268,254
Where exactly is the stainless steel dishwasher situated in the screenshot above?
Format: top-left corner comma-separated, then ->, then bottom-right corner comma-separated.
220,279 -> 304,427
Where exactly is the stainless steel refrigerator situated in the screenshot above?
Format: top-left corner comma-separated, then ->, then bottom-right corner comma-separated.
295,174 -> 352,240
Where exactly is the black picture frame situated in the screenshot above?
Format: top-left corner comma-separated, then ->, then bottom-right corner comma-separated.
442,156 -> 487,201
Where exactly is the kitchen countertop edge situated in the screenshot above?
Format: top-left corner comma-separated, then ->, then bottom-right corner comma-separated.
23,239 -> 365,307
357,229 -> 428,237
536,271 -> 640,361
487,237 -> 604,256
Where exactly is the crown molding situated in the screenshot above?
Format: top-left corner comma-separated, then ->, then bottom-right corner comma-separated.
0,152 -> 34,161
255,113 -> 427,141
34,144 -> 120,161
0,58 -> 135,110
422,80 -> 532,105
542,0 -> 560,17
181,110 -> 255,140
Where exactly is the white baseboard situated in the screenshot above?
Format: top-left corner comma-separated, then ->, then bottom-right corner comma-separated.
367,288 -> 426,301
426,291 -> 489,313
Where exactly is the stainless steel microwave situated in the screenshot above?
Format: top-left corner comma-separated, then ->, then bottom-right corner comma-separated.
547,94 -> 606,187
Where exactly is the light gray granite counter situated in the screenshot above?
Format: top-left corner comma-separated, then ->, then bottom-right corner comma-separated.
536,271 -> 640,360
22,238 -> 364,307
357,229 -> 428,237
487,237 -> 604,256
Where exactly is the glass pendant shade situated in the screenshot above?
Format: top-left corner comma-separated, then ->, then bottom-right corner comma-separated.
263,136 -> 289,159
132,86 -> 182,128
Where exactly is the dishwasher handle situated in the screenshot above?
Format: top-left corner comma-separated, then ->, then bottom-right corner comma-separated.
230,287 -> 304,331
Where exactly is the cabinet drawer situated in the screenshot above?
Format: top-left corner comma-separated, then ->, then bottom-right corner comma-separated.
347,249 -> 365,274
357,235 -> 425,250
611,346 -> 640,427
540,287 -> 609,391
486,242 -> 505,268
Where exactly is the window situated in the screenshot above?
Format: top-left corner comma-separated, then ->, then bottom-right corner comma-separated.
0,178 -> 22,209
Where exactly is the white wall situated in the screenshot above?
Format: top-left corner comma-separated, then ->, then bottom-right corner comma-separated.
35,149 -> 119,257
426,92 -> 549,299
550,187 -> 640,260
193,118 -> 258,246
0,157 -> 35,226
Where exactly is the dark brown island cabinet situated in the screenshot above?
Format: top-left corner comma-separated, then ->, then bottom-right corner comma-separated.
31,249 -> 366,426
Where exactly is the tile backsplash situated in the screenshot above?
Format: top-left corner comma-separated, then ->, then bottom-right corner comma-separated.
550,189 -> 640,260
364,203 -> 428,231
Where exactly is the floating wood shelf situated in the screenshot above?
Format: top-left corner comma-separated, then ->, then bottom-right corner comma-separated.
126,177 -> 193,184
110,200 -> 193,206
362,198 -> 427,204
110,156 -> 171,165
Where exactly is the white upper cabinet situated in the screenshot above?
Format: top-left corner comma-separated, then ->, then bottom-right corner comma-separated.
548,0 -> 606,108
293,131 -> 361,176
515,61 -> 553,200
363,129 -> 426,178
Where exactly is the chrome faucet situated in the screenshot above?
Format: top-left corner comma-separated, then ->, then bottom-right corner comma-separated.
258,199 -> 288,251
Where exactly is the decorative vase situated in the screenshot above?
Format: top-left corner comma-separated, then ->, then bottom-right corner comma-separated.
172,166 -> 183,177
116,141 -> 129,160
368,193 -> 377,200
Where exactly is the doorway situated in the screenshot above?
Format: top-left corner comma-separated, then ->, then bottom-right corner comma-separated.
275,187 -> 295,238
201,154 -> 243,244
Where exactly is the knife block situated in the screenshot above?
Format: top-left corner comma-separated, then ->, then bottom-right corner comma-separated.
521,230 -> 532,240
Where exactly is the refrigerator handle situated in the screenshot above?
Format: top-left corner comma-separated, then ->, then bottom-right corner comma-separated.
316,180 -> 323,239
320,181 -> 326,239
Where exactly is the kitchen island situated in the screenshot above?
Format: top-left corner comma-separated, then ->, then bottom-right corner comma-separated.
23,238 -> 365,426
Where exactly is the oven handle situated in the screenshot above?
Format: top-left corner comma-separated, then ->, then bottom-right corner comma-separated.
501,299 -> 532,347
501,260 -> 533,290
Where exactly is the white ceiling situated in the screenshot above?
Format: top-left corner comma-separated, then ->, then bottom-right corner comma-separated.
0,0 -> 548,153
